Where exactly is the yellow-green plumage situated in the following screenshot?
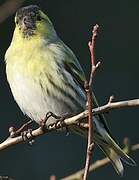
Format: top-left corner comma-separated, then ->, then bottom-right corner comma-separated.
5,5 -> 136,175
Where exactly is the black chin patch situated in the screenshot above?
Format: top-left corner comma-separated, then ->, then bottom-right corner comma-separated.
22,29 -> 35,38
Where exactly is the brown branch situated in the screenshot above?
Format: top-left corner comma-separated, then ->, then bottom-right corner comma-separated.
0,98 -> 139,151
83,24 -> 100,180
0,0 -> 25,23
61,140 -> 139,180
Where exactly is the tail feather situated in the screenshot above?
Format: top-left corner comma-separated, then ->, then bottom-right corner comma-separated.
98,144 -> 124,176
105,132 -> 136,166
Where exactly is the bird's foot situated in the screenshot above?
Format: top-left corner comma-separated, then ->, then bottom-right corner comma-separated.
40,111 -> 71,135
40,111 -> 61,131
48,112 -> 72,135
9,120 -> 33,138
21,129 -> 35,145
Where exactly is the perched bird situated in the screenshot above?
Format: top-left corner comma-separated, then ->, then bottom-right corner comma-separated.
5,5 -> 136,175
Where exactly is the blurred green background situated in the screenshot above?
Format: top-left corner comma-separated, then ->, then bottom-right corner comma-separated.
0,0 -> 139,179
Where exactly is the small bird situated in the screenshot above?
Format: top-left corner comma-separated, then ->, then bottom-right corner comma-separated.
5,5 -> 136,175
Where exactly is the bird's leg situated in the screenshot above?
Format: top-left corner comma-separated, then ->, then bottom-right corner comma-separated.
9,119 -> 33,138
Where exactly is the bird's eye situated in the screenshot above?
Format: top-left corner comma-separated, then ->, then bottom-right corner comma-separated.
16,20 -> 19,24
36,15 -> 42,21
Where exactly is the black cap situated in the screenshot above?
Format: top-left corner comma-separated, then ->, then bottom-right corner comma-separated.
16,5 -> 40,18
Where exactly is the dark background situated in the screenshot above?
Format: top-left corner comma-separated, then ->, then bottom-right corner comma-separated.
0,0 -> 139,179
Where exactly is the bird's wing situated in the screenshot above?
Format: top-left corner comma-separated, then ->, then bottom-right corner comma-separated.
62,43 -> 111,135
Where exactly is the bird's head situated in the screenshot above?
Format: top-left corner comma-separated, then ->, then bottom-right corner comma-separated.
14,5 -> 56,39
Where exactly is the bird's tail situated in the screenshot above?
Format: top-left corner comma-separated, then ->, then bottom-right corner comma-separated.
96,131 -> 136,176
70,124 -> 136,176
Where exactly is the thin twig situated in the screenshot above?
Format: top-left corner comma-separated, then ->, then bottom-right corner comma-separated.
93,98 -> 139,114
49,175 -> 57,180
88,24 -> 101,86
83,24 -> 100,180
9,120 -> 33,137
0,98 -> 139,151
84,82 -> 93,180
0,176 -> 14,180
61,140 -> 139,180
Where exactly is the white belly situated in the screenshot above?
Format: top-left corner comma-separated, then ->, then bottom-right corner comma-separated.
6,68 -> 85,125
